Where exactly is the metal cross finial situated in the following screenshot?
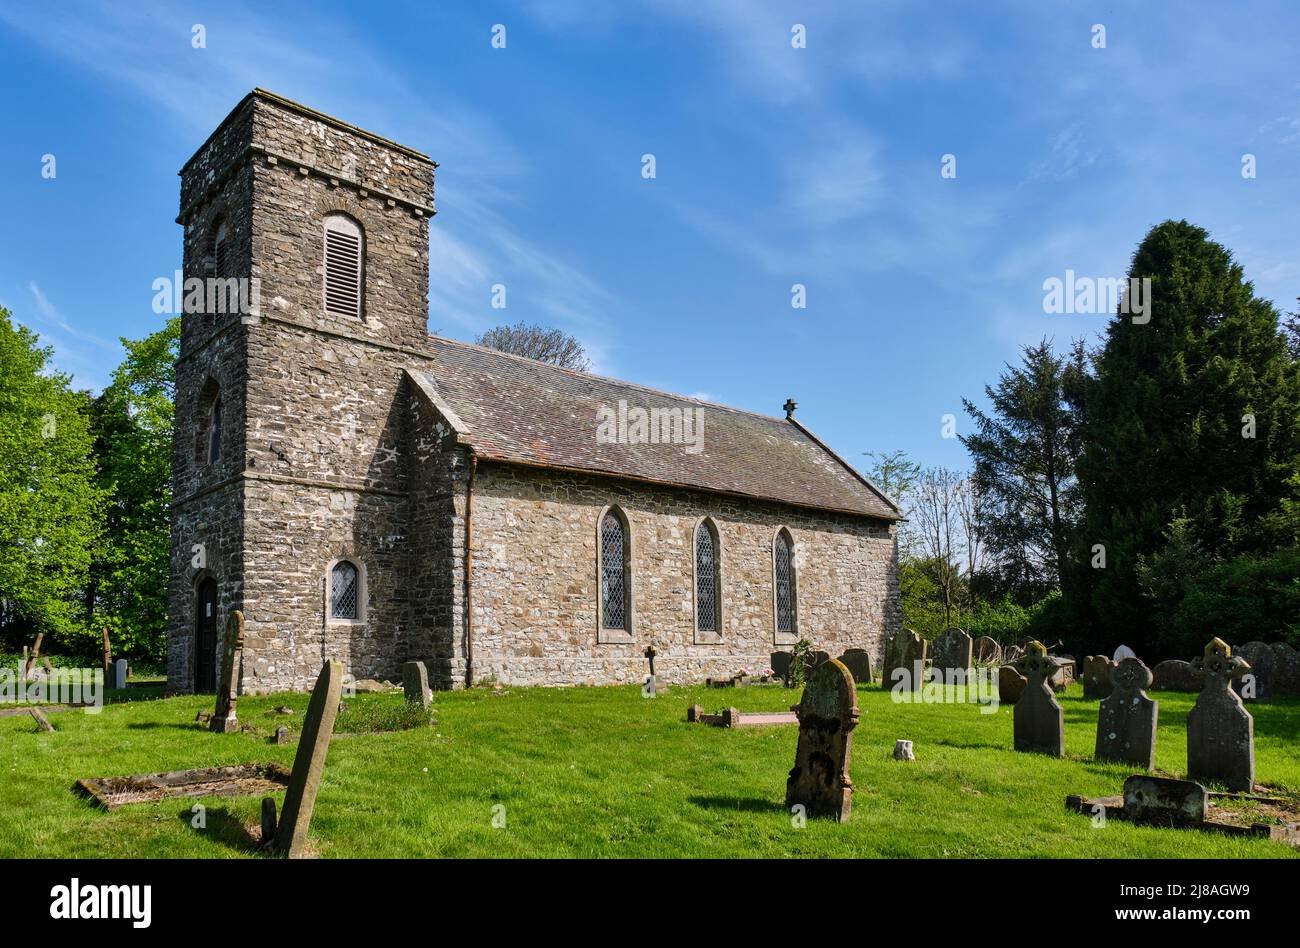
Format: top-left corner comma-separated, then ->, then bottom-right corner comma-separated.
783,398 -> 797,419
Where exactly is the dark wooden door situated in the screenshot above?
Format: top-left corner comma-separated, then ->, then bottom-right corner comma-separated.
195,579 -> 218,692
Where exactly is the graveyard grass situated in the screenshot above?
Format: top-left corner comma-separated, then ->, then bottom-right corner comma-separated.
2,682 -> 1299,858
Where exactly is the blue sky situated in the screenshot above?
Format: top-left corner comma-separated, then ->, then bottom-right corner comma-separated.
2,1 -> 1298,471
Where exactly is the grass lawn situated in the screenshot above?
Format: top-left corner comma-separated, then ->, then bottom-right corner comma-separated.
2,680 -> 1298,858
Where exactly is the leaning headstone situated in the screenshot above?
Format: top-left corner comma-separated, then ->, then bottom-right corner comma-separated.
1152,659 -> 1201,692
1272,642 -> 1300,696
1123,775 -> 1208,826
892,739 -> 915,762
210,611 -> 245,733
274,660 -> 345,858
786,659 -> 859,822
113,658 -> 129,690
973,636 -> 1002,666
1081,655 -> 1115,700
883,629 -> 926,692
30,708 -> 55,732
1012,641 -> 1064,757
931,628 -> 973,679
1095,657 -> 1158,769
1232,642 -> 1274,702
1187,638 -> 1254,792
998,665 -> 1027,704
770,651 -> 793,683
837,648 -> 873,685
402,661 -> 431,708
1112,644 -> 1137,663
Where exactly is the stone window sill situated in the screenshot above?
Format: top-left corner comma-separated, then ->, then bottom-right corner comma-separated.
598,628 -> 634,645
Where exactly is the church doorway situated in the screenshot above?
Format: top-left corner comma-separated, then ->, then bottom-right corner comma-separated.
195,578 -> 218,692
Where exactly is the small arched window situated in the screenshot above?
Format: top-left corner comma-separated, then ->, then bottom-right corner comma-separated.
695,518 -> 720,635
330,560 -> 360,620
211,220 -> 229,279
323,214 -> 363,318
208,396 -> 223,464
774,528 -> 797,637
598,508 -> 631,637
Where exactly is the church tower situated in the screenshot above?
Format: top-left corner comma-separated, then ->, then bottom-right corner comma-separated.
167,90 -> 437,694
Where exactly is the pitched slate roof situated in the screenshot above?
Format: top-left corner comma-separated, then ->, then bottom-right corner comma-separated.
411,336 -> 901,520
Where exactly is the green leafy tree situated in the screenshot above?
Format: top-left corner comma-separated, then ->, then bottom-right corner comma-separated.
961,340 -> 1088,603
0,308 -> 104,647
86,318 -> 180,661
1075,220 -> 1300,656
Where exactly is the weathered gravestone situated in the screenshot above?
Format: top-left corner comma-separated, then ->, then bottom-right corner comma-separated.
1012,641 -> 1064,756
1273,642 -> 1300,696
1187,638 -> 1255,792
785,659 -> 859,822
1081,655 -> 1115,700
274,725 -> 292,745
770,651 -> 793,683
883,629 -> 926,692
1123,775 -> 1208,826
837,648 -> 873,685
210,611 -> 245,733
272,660 -> 344,857
402,661 -> 431,708
931,628 -> 972,678
998,665 -> 1027,704
972,636 -> 1002,666
1113,644 -> 1137,663
30,707 -> 55,732
1232,641 -> 1274,702
113,658 -> 129,691
1152,659 -> 1201,692
1095,657 -> 1158,769
892,739 -> 915,762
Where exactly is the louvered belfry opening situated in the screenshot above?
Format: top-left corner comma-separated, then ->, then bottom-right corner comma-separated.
774,531 -> 795,634
600,511 -> 627,631
211,220 -> 229,279
323,214 -> 363,318
331,561 -> 359,620
696,521 -> 719,633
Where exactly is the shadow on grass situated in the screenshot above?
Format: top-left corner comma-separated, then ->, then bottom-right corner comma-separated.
177,805 -> 266,855
125,722 -> 207,732
687,794 -> 785,815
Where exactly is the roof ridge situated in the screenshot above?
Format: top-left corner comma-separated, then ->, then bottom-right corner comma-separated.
427,332 -> 791,424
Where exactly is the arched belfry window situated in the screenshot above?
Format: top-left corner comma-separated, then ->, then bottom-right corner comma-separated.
773,528 -> 797,639
210,219 -> 229,279
598,507 -> 632,641
330,561 -> 360,620
695,518 -> 721,637
208,396 -> 223,464
323,214 -> 363,318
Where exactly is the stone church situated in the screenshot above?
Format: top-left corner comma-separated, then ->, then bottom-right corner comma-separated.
166,90 -> 902,695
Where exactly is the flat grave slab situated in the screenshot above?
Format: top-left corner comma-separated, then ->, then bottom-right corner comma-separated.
75,763 -> 291,810
686,705 -> 798,727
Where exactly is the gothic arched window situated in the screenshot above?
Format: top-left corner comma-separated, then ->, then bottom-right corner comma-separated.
773,528 -> 797,637
598,507 -> 631,638
323,214 -> 363,318
208,396 -> 223,464
330,560 -> 360,620
211,219 -> 229,279
695,518 -> 721,635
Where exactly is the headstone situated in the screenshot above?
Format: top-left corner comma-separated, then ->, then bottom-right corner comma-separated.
809,649 -> 831,669
770,651 -> 793,683
837,648 -> 873,685
113,658 -> 129,690
101,628 -> 111,682
973,636 -> 1002,666
210,611 -> 244,733
1151,659 -> 1201,692
402,661 -> 431,708
1187,638 -> 1254,792
998,665 -> 1027,704
1095,657 -> 1158,769
1012,641 -> 1064,756
892,739 -> 915,761
23,633 -> 43,680
1048,656 -> 1074,691
642,644 -> 658,696
931,628 -> 973,678
785,659 -> 859,822
1272,642 -> 1300,696
1081,655 -> 1115,700
1112,644 -> 1137,663
274,725 -> 291,745
260,796 -> 279,849
275,660 -> 344,858
1232,641 -> 1274,702
30,708 -> 55,732
1122,775 -> 1208,826
883,629 -> 926,692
